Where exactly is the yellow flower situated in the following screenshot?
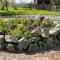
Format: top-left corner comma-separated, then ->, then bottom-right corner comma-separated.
41,20 -> 49,27
17,23 -> 25,28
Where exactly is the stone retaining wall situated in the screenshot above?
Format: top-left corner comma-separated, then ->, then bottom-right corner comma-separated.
0,15 -> 60,53
0,25 -> 60,53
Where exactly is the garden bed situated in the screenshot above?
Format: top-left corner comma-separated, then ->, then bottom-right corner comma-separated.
0,17 -> 60,52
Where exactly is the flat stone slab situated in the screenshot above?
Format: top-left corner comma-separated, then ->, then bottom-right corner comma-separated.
49,24 -> 60,35
49,28 -> 60,35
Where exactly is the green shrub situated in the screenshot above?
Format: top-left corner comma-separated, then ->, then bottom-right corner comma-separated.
0,19 -> 5,26
41,19 -> 53,28
23,30 -> 31,39
6,20 -> 17,30
17,23 -> 25,29
0,26 -> 7,35
13,5 -> 18,10
10,29 -> 23,38
32,20 -> 38,27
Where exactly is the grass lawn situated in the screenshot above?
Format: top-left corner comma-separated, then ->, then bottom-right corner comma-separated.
0,8 -> 60,15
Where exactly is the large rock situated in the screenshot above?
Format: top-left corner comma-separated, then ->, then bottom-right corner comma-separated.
53,21 -> 59,24
49,28 -> 60,35
46,36 -> 54,47
5,35 -> 18,43
0,44 -> 4,50
5,35 -> 13,43
6,44 -> 15,52
12,37 -> 18,43
55,23 -> 60,28
28,43 -> 39,52
31,37 -> 40,43
57,33 -> 60,41
38,41 -> 47,49
17,37 -> 30,51
49,24 -> 60,35
0,35 -> 4,44
31,27 -> 41,37
41,28 -> 49,38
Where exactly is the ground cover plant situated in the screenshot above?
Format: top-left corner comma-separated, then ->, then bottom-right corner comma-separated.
0,18 -> 54,39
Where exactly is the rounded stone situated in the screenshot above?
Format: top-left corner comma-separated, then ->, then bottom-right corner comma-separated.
0,44 -> 4,50
17,37 -> 30,52
5,35 -> 12,43
31,37 -> 40,43
6,44 -> 15,52
0,35 -> 5,44
28,43 -> 39,52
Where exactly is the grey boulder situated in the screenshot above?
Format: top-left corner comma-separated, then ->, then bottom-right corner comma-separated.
28,43 -> 39,52
0,44 -> 4,50
5,35 -> 13,43
41,28 -> 49,38
6,44 -> 15,52
49,24 -> 60,35
17,37 -> 30,51
31,27 -> 41,37
0,35 -> 4,44
5,35 -> 18,43
31,37 -> 40,43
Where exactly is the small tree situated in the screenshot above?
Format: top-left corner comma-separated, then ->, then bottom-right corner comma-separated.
5,0 -> 9,11
53,0 -> 60,5
0,0 -> 9,11
0,0 -> 5,10
51,0 -> 60,5
37,0 -> 51,4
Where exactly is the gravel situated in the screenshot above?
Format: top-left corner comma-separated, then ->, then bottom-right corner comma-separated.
0,15 -> 60,21
0,50 -> 60,60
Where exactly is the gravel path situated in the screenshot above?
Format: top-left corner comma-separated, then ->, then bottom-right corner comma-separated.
0,50 -> 60,60
0,15 -> 60,21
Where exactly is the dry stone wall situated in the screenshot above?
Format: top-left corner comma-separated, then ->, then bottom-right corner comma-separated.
0,23 -> 60,52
